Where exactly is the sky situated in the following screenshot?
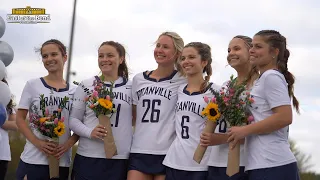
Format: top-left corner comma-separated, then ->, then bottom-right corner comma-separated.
1,0 -> 319,173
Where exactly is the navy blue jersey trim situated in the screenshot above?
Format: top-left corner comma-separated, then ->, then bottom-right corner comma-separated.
183,82 -> 213,96
142,70 -> 178,82
94,76 -> 128,88
40,77 -> 70,92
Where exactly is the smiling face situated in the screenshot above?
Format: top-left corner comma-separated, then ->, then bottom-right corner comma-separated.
249,35 -> 278,68
227,38 -> 251,70
154,35 -> 177,66
180,47 -> 208,77
98,44 -> 124,76
41,44 -> 67,73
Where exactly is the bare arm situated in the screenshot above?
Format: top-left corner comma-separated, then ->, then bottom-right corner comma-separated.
228,105 -> 292,145
54,133 -> 79,159
16,109 -> 56,154
132,105 -> 136,128
245,105 -> 292,136
16,109 -> 39,145
2,113 -> 18,131
66,133 -> 79,146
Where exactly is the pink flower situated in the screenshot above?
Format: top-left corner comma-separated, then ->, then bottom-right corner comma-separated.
247,115 -> 254,122
106,95 -> 110,100
211,97 -> 216,103
204,96 -> 209,103
229,88 -> 235,94
246,91 -> 250,95
223,97 -> 229,103
41,126 -> 45,131
45,109 -> 49,116
61,117 -> 65,123
54,118 -> 58,125
92,90 -> 98,97
45,129 -> 50,133
249,98 -> 254,103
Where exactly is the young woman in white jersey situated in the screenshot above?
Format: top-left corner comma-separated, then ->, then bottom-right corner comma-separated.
128,32 -> 186,180
0,79 -> 17,180
163,42 -> 220,180
228,30 -> 300,179
69,41 -> 132,180
16,39 -> 78,180
201,35 -> 259,180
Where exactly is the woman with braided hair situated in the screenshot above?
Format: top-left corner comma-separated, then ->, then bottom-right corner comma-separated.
228,30 -> 300,180
163,42 -> 221,180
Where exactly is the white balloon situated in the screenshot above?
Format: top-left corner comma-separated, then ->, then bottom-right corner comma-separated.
0,16 -> 5,39
0,81 -> 11,106
0,61 -> 6,80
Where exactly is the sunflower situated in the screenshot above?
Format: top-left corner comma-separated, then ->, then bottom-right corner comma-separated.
98,98 -> 113,110
54,121 -> 65,137
201,102 -> 221,122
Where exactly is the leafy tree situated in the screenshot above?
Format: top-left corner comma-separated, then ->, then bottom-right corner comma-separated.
290,139 -> 320,180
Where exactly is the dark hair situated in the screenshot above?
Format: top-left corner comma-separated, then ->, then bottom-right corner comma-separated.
99,41 -> 129,80
184,42 -> 212,93
1,78 -> 15,114
255,30 -> 299,113
233,35 -> 259,86
39,39 -> 67,56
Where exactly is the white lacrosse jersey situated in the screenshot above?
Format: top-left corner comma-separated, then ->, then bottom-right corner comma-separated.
245,70 -> 295,171
18,78 -> 76,167
163,82 -> 221,171
69,76 -> 133,159
130,70 -> 187,154
0,109 -> 15,161
208,80 -> 246,167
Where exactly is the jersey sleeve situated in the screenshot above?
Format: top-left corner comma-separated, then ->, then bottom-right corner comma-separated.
18,81 -> 33,110
69,82 -> 93,138
263,72 -> 291,109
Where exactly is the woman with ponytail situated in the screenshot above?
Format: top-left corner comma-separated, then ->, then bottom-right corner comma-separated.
163,42 -> 220,180
228,30 -> 300,180
202,35 -> 259,180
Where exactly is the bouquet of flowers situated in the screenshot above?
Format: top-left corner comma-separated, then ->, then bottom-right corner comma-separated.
29,94 -> 69,179
74,75 -> 117,158
193,96 -> 221,163
209,75 -> 254,176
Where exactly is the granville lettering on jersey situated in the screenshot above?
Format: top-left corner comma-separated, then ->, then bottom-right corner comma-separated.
113,91 -> 131,105
42,95 -> 72,111
175,101 -> 204,118
136,86 -> 172,101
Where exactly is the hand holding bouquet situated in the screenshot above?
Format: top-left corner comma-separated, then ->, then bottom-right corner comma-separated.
209,75 -> 254,176
29,94 -> 69,179
193,96 -> 221,163
74,76 -> 117,158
